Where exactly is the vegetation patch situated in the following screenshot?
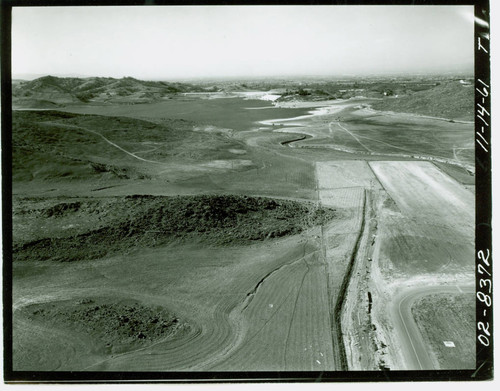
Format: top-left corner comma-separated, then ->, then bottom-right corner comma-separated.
13,194 -> 336,262
26,298 -> 184,353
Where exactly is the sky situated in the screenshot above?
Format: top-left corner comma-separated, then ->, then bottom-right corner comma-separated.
12,5 -> 474,80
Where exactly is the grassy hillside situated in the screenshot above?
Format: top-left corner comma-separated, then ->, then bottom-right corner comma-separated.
13,195 -> 336,262
370,81 -> 473,121
12,75 -> 205,107
12,110 -> 245,182
12,110 -> 166,181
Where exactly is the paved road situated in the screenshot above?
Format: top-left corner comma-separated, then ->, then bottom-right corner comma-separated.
390,284 -> 474,370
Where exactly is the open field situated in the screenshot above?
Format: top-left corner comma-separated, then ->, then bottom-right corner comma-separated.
316,161 -> 379,190
11,76 -> 476,372
211,240 -> 336,371
369,161 -> 474,230
411,291 -> 475,369
376,216 -> 474,274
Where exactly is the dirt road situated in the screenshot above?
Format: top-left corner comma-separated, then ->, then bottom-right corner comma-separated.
44,122 -> 163,164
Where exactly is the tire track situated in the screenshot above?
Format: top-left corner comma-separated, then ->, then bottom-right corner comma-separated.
329,121 -> 372,153
210,244 -> 329,370
283,258 -> 310,370
237,245 -> 312,345
241,243 -> 308,312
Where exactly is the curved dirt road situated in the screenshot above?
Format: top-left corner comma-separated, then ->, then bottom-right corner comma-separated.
391,284 -> 474,370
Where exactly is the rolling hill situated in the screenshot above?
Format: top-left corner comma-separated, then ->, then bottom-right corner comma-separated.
12,75 -> 205,107
370,80 -> 474,121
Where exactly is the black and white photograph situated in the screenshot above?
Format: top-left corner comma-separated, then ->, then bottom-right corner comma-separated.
1,0 -> 493,383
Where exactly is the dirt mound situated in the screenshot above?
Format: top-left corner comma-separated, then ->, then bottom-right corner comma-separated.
26,298 -> 184,354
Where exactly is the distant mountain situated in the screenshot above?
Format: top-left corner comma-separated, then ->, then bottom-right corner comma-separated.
13,73 -> 91,80
12,75 -> 204,108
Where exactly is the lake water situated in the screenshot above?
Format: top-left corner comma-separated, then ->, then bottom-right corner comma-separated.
60,94 -> 314,132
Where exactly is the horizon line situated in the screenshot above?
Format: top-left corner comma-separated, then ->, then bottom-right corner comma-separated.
13,71 -> 475,82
